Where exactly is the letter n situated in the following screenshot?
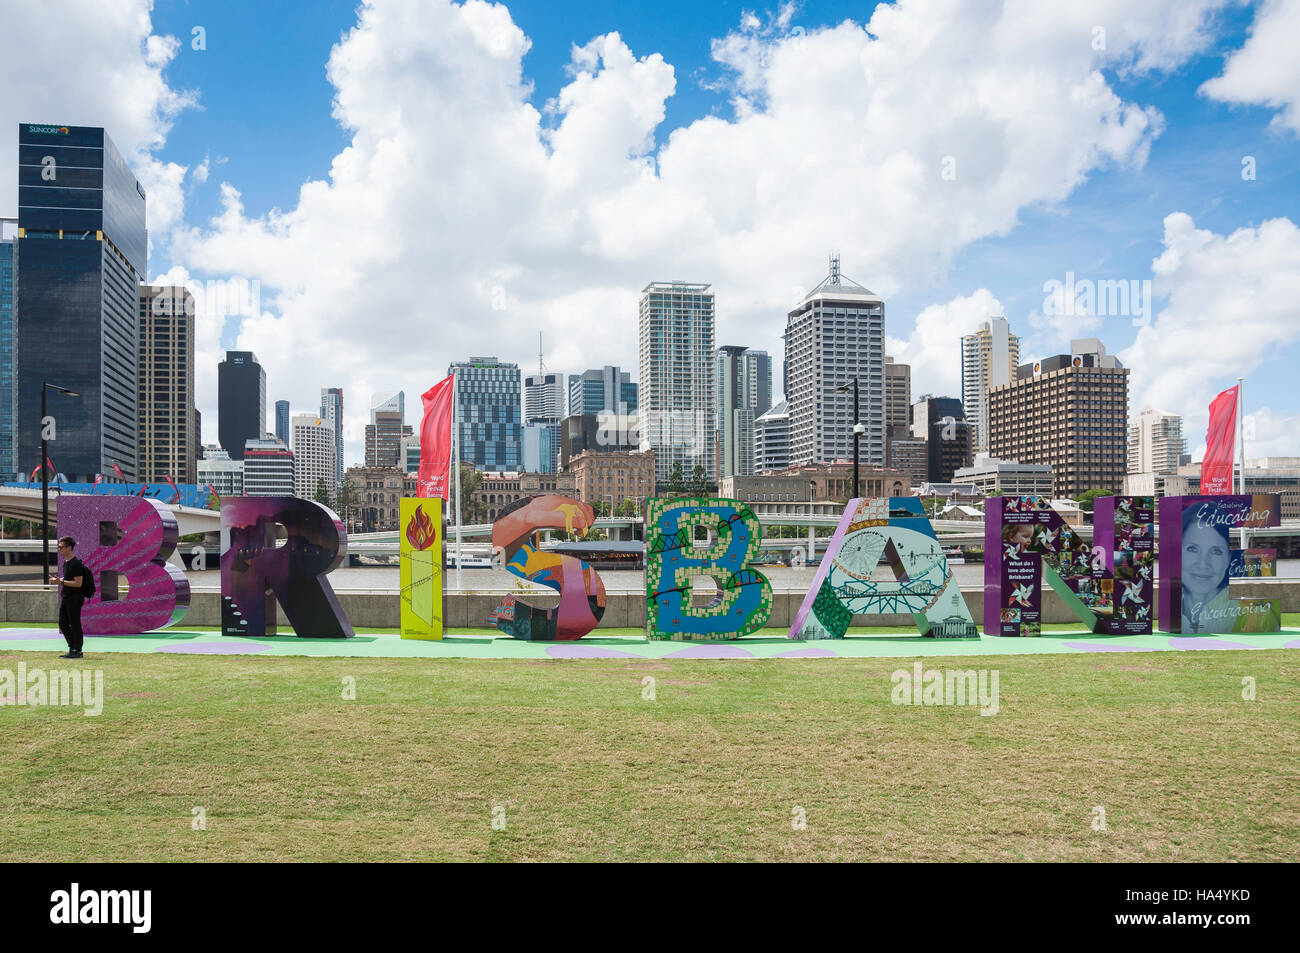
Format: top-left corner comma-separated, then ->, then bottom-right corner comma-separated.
57,496 -> 190,633
221,496 -> 353,638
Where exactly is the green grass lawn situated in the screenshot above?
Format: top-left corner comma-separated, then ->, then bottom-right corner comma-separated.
1,648 -> 1296,861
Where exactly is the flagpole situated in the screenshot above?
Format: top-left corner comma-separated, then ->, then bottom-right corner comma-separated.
453,368 -> 463,592
1237,377 -> 1247,551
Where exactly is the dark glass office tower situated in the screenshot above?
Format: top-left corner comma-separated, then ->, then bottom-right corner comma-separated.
275,399 -> 290,446
218,351 -> 266,460
15,123 -> 147,482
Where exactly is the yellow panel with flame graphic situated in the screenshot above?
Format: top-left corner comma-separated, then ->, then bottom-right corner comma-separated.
400,498 -> 444,639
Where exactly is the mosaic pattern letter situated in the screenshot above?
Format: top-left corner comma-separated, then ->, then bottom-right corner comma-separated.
646,498 -> 772,640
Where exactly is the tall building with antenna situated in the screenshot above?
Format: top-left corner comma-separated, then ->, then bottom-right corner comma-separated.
783,255 -> 885,467
523,333 -> 563,472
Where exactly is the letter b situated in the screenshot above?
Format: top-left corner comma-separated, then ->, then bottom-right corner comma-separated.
57,496 -> 190,633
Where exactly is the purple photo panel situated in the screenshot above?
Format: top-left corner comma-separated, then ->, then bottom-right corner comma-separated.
56,495 -> 190,634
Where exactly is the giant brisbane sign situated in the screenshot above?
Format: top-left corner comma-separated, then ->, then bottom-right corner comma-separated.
51,492 -> 1285,640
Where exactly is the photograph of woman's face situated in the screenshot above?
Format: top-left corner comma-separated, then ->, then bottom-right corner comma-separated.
1181,521 -> 1230,600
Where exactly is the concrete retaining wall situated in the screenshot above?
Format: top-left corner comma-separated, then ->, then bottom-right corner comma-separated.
3,581 -> 1296,630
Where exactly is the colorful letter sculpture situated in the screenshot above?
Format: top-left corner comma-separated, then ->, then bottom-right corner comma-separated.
985,495 -> 1154,636
56,494 -> 190,634
645,498 -> 772,640
789,497 -> 976,640
487,495 -> 606,641
400,498 -> 443,639
220,496 -> 353,638
1158,494 -> 1281,634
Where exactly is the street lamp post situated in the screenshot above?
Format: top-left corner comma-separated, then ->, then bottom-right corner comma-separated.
40,380 -> 81,585
835,379 -> 863,499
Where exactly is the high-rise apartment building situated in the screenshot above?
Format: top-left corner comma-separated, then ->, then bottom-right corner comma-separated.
0,218 -> 16,480
274,400 -> 290,447
639,281 -> 715,485
568,366 -> 637,416
218,351 -> 265,461
242,437 -> 294,496
714,345 -> 772,480
292,415 -> 338,502
961,316 -> 1020,455
784,258 -> 885,467
987,338 -> 1129,498
136,285 -> 196,483
448,357 -> 521,472
15,123 -> 147,481
320,387 -> 344,484
523,371 -> 563,473
753,399 -> 790,473
1128,407 -> 1185,475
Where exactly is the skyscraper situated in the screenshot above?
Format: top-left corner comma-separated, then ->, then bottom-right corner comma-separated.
448,357 -> 521,472
911,395 -> 972,484
961,316 -> 1020,456
15,123 -> 147,481
568,366 -> 637,416
523,372 -> 563,473
137,285 -> 196,483
1128,407 -> 1185,475
292,415 -> 337,502
639,281 -> 715,485
524,372 -> 565,421
987,338 -> 1129,498
0,218 -> 16,480
274,400 -> 290,447
784,257 -> 885,468
320,387 -> 344,484
753,399 -> 790,473
218,351 -> 266,460
714,345 -> 772,479
364,409 -> 411,469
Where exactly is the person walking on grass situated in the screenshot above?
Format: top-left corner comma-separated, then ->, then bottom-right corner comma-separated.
48,536 -> 91,659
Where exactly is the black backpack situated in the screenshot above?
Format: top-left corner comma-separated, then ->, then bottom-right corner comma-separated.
70,558 -> 94,598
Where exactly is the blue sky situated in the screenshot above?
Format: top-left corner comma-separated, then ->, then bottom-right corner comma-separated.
8,0 -> 1299,464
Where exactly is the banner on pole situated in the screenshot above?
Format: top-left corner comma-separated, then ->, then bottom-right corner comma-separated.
1202,385 -> 1238,494
417,375 -> 455,499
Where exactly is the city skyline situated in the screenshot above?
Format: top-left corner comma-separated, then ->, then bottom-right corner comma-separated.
2,1 -> 1299,473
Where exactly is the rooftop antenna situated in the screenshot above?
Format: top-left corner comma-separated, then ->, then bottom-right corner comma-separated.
538,332 -> 545,376
829,252 -> 841,285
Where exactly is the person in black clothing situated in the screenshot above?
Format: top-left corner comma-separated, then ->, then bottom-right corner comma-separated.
48,536 -> 88,659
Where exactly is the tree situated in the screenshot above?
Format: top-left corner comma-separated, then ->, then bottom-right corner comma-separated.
336,479 -> 360,529
591,500 -> 611,519
313,478 -> 332,508
667,462 -> 685,494
689,465 -> 709,496
614,497 -> 639,518
1076,488 -> 1114,515
456,463 -> 485,524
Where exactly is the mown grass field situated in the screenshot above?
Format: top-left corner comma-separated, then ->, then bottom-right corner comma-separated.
1,645 -> 1297,861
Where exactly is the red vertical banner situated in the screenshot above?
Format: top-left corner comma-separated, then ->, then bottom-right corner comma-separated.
418,375 -> 455,499
1202,385 -> 1238,494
